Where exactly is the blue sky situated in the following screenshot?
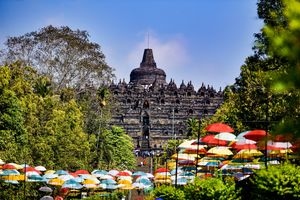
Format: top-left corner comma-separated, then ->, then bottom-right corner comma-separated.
0,0 -> 263,89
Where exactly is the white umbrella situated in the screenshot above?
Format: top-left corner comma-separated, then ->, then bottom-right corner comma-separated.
214,132 -> 236,141
108,170 -> 119,176
267,141 -> 292,149
35,166 -> 47,172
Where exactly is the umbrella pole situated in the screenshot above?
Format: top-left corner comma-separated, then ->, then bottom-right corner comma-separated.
24,162 -> 26,200
195,114 -> 201,177
175,146 -> 179,187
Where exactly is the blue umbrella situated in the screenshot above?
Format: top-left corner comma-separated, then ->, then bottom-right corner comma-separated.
179,172 -> 194,177
62,179 -> 83,190
4,180 -> 19,184
106,184 -> 119,190
43,174 -> 58,179
101,179 -> 116,185
135,178 -> 152,185
132,171 -> 146,176
54,170 -> 69,175
1,170 -> 20,175
92,170 -> 108,175
27,175 -> 47,182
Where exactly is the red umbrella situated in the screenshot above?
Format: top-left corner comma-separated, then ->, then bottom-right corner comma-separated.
205,123 -> 234,133
155,168 -> 169,173
231,143 -> 257,150
273,134 -> 293,142
178,160 -> 195,166
2,164 -> 17,170
21,167 -> 41,174
116,171 -> 131,176
201,135 -> 227,146
74,169 -> 90,175
243,130 -> 268,141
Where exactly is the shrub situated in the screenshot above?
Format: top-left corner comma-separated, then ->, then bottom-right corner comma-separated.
249,163 -> 300,200
151,185 -> 185,200
183,177 -> 241,200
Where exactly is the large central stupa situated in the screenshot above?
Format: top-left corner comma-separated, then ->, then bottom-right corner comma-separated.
130,49 -> 166,85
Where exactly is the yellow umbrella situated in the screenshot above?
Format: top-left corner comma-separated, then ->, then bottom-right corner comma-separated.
171,153 -> 197,161
45,170 -> 56,174
1,175 -> 26,181
207,147 -> 233,156
154,179 -> 171,184
154,174 -> 170,180
236,149 -> 263,157
82,179 -> 97,185
118,179 -> 132,185
119,184 -> 134,190
48,178 -> 64,186
269,149 -> 293,155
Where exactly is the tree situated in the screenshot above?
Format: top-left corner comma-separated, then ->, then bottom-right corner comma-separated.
0,63 -> 92,169
204,0 -> 300,141
249,163 -> 300,200
151,185 -> 185,200
1,25 -> 114,92
183,177 -> 240,200
186,118 -> 199,137
98,126 -> 136,170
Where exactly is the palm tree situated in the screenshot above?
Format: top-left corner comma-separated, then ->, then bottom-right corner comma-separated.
186,118 -> 200,138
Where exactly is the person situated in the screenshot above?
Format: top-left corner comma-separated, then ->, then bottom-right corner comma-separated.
141,161 -> 143,166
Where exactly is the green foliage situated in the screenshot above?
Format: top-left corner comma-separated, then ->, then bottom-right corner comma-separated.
205,0 -> 300,141
0,63 -> 91,169
0,182 -> 45,200
151,185 -> 185,200
184,177 -> 241,200
1,25 -> 114,91
97,126 -> 136,170
186,117 -> 199,137
249,163 -> 300,200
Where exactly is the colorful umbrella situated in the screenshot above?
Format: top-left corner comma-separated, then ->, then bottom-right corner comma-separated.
75,169 -> 90,175
205,123 -> 234,133
108,169 -> 119,176
244,130 -> 268,141
39,186 -> 53,193
207,146 -> 233,156
202,134 -> 228,146
178,140 -> 197,149
236,149 -> 263,157
91,170 -> 108,175
47,178 -> 64,186
214,132 -> 236,141
155,168 -> 169,173
54,170 -> 69,175
35,166 -> 47,172
2,164 -> 17,170
102,179 -> 116,185
62,179 -> 83,190
116,171 -> 131,177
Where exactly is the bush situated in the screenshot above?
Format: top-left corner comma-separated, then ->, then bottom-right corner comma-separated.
151,185 -> 185,200
249,163 -> 300,200
183,177 -> 241,200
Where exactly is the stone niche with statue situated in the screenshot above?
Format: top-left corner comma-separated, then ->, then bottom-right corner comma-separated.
109,49 -> 223,150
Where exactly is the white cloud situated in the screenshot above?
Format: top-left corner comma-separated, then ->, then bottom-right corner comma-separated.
127,31 -> 189,71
